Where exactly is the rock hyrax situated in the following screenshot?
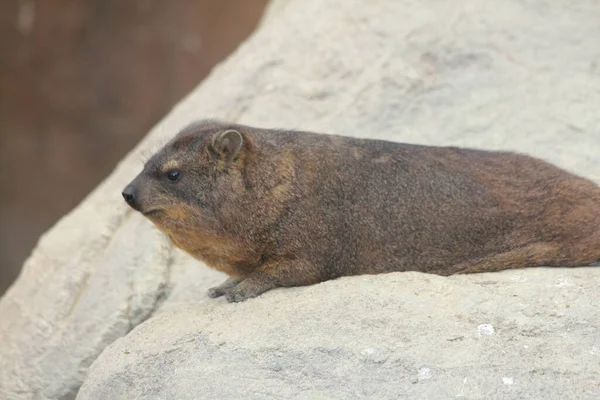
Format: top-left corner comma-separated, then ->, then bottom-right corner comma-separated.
122,120 -> 600,302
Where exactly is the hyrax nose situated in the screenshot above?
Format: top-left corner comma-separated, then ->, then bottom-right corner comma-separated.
122,186 -> 135,205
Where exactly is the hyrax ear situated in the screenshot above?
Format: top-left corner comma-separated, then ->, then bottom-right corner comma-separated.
212,129 -> 244,164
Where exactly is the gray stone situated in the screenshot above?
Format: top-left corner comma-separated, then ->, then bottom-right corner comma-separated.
78,271 -> 600,399
2,0 -> 600,398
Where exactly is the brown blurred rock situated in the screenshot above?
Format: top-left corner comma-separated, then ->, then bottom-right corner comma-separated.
0,0 -> 268,295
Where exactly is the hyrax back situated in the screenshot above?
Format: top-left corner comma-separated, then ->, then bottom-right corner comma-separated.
122,120 -> 600,302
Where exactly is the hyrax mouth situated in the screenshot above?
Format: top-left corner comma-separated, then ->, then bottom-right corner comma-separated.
141,208 -> 162,217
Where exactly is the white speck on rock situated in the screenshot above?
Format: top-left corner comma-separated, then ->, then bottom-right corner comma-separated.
502,377 -> 514,385
360,347 -> 389,364
477,324 -> 495,336
361,348 -> 375,355
555,279 -> 574,287
418,367 -> 433,381
455,378 -> 468,398
510,275 -> 528,282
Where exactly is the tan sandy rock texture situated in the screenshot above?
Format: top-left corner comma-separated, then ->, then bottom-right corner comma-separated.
1,0 -> 600,399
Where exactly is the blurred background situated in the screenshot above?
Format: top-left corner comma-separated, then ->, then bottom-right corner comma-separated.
0,0 -> 269,295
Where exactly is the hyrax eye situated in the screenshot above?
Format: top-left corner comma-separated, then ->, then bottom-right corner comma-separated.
166,170 -> 181,182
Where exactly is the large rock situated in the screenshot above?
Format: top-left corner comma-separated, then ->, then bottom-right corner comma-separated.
77,270 -> 600,399
2,0 -> 600,399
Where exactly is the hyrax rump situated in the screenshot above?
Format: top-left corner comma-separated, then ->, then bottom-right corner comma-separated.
122,120 -> 600,302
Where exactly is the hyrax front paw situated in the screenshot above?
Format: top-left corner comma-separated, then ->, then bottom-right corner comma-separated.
207,278 -> 241,298
220,271 -> 279,302
207,287 -> 226,298
224,275 -> 278,302
225,285 -> 260,303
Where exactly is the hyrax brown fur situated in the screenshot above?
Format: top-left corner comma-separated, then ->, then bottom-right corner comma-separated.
122,120 -> 600,302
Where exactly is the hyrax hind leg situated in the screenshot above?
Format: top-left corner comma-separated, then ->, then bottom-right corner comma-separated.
448,242 -> 597,275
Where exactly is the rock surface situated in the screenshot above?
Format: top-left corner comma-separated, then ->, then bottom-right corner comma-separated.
78,270 -> 600,399
2,0 -> 600,399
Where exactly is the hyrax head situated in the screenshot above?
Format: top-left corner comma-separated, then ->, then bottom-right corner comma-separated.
122,121 -> 248,231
